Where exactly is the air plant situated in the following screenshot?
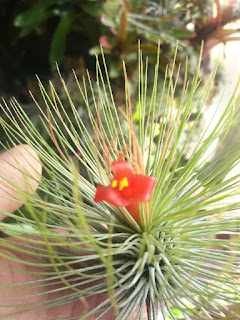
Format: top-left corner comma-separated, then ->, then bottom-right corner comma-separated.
189,0 -> 240,56
1,45 -> 240,320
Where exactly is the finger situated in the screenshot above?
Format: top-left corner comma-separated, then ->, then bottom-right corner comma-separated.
0,246 -> 116,320
0,144 -> 42,218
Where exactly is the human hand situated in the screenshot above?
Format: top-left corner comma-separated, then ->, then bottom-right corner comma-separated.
0,145 -> 117,320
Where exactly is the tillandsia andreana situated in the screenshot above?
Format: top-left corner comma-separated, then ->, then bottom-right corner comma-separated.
1,46 -> 240,320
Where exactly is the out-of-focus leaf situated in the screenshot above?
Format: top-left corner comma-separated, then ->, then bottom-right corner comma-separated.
167,306 -> 184,319
122,43 -> 158,54
100,14 -> 115,28
14,0 -> 63,36
49,11 -> 74,66
123,0 -> 133,12
129,0 -> 142,9
132,110 -> 140,123
81,1 -> 104,17
117,8 -> 128,42
171,28 -> 193,39
103,0 -> 121,17
212,27 -> 240,39
225,36 -> 240,41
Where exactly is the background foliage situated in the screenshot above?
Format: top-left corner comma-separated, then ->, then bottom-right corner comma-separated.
1,0 -> 240,87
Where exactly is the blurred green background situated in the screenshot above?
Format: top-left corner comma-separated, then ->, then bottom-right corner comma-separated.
1,0 -> 240,89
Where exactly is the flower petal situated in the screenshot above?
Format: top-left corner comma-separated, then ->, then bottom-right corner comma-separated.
126,201 -> 140,224
94,185 -> 131,207
131,175 -> 157,202
112,161 -> 133,180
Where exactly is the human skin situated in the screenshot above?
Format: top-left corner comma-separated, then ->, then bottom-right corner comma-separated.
0,145 -> 117,320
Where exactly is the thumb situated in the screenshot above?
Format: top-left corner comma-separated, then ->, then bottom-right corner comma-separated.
0,144 -> 42,217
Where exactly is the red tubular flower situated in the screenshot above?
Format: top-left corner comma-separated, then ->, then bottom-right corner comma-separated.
94,161 -> 157,224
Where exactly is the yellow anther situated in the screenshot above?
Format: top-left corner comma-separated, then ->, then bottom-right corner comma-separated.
111,179 -> 118,188
119,177 -> 129,191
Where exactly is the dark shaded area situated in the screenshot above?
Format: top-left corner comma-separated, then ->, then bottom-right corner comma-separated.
0,0 -> 96,101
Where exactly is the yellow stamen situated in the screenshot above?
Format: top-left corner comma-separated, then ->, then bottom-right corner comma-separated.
111,179 -> 118,188
119,177 -> 129,191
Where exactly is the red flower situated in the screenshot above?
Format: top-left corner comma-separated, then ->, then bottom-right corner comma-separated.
94,161 -> 157,224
